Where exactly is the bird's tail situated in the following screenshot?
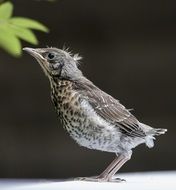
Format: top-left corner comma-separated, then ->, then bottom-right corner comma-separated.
147,128 -> 167,136
144,125 -> 167,148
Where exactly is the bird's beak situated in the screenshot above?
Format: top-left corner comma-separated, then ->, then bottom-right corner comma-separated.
23,47 -> 50,76
23,47 -> 44,61
23,47 -> 37,56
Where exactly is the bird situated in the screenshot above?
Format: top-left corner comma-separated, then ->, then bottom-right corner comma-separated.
23,47 -> 167,182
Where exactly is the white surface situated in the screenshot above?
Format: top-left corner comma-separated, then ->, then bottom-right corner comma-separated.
1,171 -> 176,190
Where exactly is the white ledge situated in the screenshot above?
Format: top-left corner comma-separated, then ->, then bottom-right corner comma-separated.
1,171 -> 176,190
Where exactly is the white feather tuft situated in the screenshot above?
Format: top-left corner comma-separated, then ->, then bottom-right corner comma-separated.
73,53 -> 82,61
62,45 -> 82,63
145,136 -> 155,148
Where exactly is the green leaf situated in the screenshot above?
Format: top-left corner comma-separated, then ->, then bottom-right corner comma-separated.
10,17 -> 49,32
0,2 -> 49,57
9,24 -> 38,45
0,26 -> 21,57
0,1 -> 13,19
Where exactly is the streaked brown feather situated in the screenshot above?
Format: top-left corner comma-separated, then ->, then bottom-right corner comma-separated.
73,79 -> 146,138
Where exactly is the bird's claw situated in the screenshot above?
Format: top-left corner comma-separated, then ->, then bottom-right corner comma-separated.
75,176 -> 126,183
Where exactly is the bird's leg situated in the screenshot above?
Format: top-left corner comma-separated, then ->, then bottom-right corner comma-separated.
101,151 -> 132,182
97,156 -> 124,179
75,157 -> 122,182
104,156 -> 130,182
76,154 -> 130,182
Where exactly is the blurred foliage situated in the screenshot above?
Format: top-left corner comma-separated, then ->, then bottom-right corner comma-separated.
0,1 -> 49,57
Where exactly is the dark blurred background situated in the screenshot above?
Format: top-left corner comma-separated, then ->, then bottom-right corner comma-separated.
0,0 -> 175,178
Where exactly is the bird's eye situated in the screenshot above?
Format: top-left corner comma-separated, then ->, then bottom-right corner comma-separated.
47,53 -> 55,60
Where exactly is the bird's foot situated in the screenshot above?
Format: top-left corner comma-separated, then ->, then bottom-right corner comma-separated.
75,176 -> 102,182
108,177 -> 126,183
75,176 -> 126,183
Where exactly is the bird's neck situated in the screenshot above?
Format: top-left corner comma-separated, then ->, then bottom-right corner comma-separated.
49,75 -> 96,103
49,77 -> 71,94
49,75 -> 91,88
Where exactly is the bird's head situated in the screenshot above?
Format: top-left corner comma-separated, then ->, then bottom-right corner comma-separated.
23,47 -> 83,81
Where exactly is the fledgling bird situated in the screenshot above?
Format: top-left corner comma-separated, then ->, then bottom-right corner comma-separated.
23,47 -> 167,182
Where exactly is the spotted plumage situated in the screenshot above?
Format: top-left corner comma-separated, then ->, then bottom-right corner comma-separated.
23,47 -> 167,182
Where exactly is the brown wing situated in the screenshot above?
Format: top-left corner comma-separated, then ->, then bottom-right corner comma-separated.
73,79 -> 146,138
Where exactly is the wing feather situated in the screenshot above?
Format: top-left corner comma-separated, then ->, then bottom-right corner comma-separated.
73,80 -> 146,138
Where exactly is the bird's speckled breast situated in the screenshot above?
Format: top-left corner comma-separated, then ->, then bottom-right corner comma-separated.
50,79 -> 91,141
49,79 -> 117,151
51,80 -> 81,121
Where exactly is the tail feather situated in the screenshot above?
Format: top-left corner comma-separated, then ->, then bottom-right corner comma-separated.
147,128 -> 167,136
145,127 -> 167,148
